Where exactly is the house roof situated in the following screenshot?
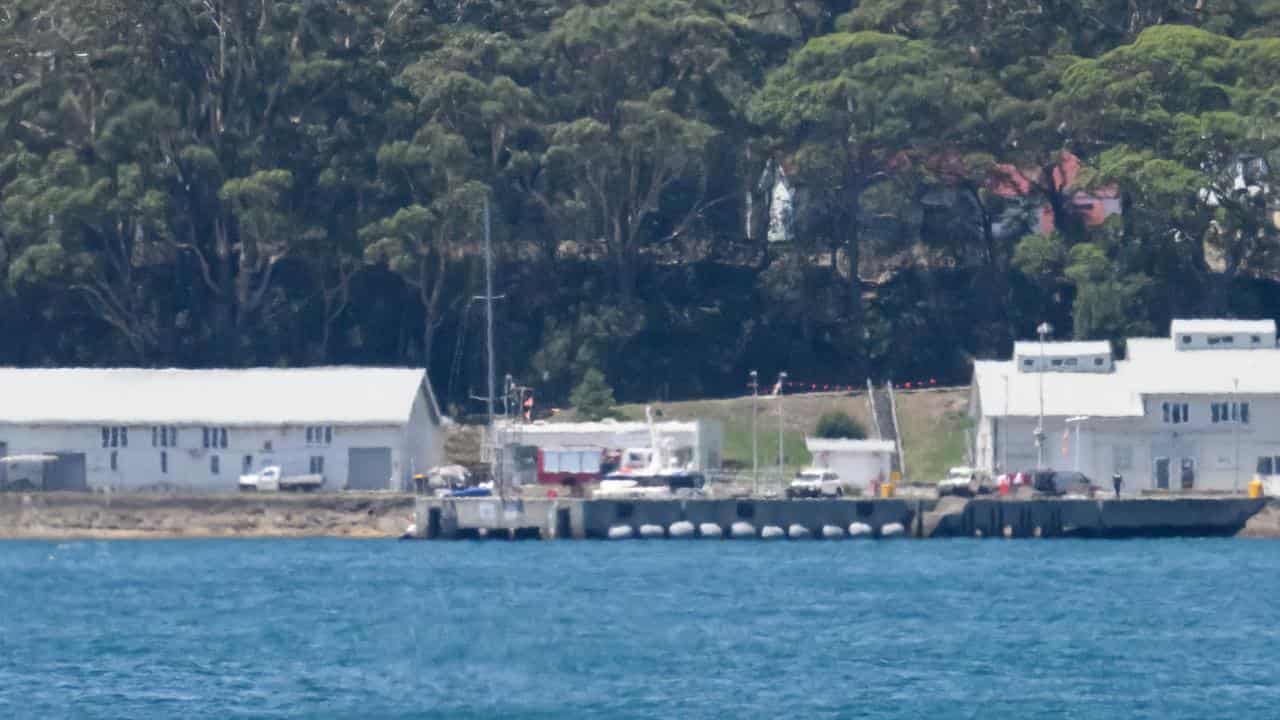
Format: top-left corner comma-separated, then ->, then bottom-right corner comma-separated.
1169,318 -> 1276,335
977,328 -> 1280,418
805,438 -> 898,454
0,367 -> 432,427
973,361 -> 1144,418
1012,340 -> 1112,357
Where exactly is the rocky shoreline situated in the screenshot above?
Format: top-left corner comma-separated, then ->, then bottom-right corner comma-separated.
0,492 -> 417,539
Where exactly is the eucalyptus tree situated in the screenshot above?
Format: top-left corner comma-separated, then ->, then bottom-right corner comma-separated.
751,31 -> 997,368
1056,25 -> 1280,313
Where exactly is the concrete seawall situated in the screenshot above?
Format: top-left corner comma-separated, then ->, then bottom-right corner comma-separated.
416,496 -> 1275,540
924,497 -> 1267,538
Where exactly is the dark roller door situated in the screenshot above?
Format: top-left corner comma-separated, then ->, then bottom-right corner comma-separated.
347,447 -> 393,490
45,453 -> 88,491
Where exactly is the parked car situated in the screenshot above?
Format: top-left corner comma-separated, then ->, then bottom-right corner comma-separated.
238,465 -> 324,492
937,466 -> 992,497
787,468 -> 845,499
1030,470 -> 1098,497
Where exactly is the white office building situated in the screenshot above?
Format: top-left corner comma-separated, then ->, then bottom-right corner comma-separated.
0,367 -> 444,492
970,319 -> 1280,493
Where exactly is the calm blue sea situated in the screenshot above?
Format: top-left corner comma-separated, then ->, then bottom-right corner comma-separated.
2,538 -> 1278,719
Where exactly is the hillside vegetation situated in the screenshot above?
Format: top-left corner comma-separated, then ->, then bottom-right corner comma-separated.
619,386 -> 969,481
4,2 -> 1280,411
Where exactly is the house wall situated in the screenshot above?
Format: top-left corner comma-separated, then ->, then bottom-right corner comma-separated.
402,382 -> 447,490
0,422 -> 409,491
1175,332 -> 1274,351
978,393 -> 1280,494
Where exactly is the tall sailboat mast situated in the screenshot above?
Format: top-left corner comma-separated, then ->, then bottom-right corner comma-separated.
483,196 -> 503,498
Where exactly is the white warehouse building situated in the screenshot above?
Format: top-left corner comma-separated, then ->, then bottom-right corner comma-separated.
970,319 -> 1280,493
0,367 -> 445,492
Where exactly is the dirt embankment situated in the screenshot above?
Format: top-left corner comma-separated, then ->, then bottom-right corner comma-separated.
0,492 -> 418,540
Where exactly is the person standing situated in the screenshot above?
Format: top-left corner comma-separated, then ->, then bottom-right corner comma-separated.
1112,471 -> 1123,498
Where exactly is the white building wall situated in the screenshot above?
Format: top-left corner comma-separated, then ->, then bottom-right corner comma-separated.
0,422 -> 410,491
810,450 -> 891,491
980,396 -> 1280,494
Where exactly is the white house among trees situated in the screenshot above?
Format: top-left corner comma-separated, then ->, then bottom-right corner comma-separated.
0,368 -> 444,492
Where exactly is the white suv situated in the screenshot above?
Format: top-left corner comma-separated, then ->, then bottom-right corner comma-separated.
787,469 -> 845,499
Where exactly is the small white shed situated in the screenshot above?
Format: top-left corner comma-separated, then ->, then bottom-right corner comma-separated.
804,438 -> 897,491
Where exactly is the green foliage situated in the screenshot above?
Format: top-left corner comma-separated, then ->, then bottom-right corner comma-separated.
3,0 -> 1280,406
815,412 -> 867,439
569,368 -> 619,421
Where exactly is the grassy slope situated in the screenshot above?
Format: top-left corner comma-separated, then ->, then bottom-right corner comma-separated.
615,387 -> 970,480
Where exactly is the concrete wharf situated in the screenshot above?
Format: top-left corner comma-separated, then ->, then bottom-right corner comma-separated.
411,496 -> 1268,540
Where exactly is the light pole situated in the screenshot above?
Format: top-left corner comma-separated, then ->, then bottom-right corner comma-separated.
1233,377 -> 1240,494
1035,322 -> 1052,469
1066,416 -> 1090,473
777,371 -> 788,478
749,370 -> 759,495
1000,373 -> 1011,474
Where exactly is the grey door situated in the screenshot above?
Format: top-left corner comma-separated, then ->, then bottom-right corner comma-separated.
45,453 -> 88,491
347,447 -> 393,490
1180,458 -> 1196,490
1154,457 -> 1170,490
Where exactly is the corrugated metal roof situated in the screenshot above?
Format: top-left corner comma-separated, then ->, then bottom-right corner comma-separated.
805,438 -> 897,454
1118,338 -> 1280,394
978,332 -> 1280,417
1170,318 -> 1276,335
973,361 -> 1144,418
1012,340 -> 1111,357
0,367 -> 430,426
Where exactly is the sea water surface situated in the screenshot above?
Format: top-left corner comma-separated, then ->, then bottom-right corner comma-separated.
2,538 -> 1279,719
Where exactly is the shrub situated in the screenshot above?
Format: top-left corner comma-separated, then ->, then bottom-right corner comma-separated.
815,411 -> 867,439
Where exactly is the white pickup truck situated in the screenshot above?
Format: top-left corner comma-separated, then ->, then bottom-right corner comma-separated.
238,465 -> 324,492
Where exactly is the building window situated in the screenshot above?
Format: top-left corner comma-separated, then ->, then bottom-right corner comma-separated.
203,427 -> 228,449
110,451 -> 118,471
160,451 -> 168,474
1259,456 -> 1280,475
1252,335 -> 1262,344
243,455 -> 254,473
1211,401 -> 1250,425
210,455 -> 220,475
1051,358 -> 1064,367
102,426 -> 128,448
152,427 -> 159,447
1182,335 -> 1192,344
306,426 -> 334,446
169,427 -> 178,447
264,440 -> 273,452
153,426 -> 178,448
1064,358 -> 1077,367
1022,359 -> 1033,368
1162,402 -> 1189,424
310,456 -> 325,474
1094,357 -> 1104,366
1222,336 -> 1234,344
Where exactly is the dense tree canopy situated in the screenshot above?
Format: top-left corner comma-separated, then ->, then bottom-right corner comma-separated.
3,0 -> 1280,409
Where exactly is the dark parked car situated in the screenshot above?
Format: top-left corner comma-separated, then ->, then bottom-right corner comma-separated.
1030,470 -> 1099,497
